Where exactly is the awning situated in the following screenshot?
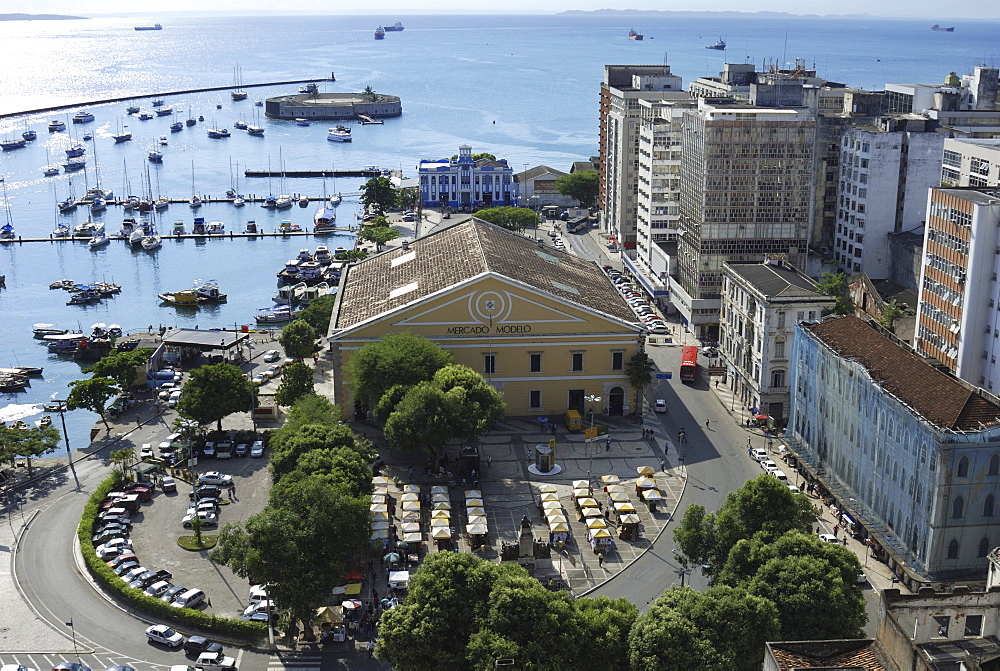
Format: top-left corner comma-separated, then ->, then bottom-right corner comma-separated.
843,514 -> 857,527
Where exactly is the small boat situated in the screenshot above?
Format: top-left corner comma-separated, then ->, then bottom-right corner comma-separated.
170,121 -> 183,132
207,128 -> 231,138
58,198 -> 77,213
233,195 -> 245,207
295,118 -> 310,126
67,288 -> 101,305
374,26 -> 385,40
48,119 -> 66,132
0,376 -> 28,392
63,158 -> 86,171
1,139 -> 27,150
191,279 -> 227,302
134,23 -> 163,31
384,21 -> 404,31
328,195 -> 342,207
151,98 -> 165,107
190,195 -> 202,209
262,195 -> 277,209
932,24 -> 955,31
90,198 -> 107,214
277,259 -> 303,281
108,324 -> 122,338
1,223 -> 17,241
82,133 -> 92,141
141,232 -> 162,251
172,220 -> 185,234
0,366 -> 43,377
327,125 -> 352,142
198,115 -> 205,121
89,233 -> 110,249
72,111 -> 95,123
159,136 -> 169,145
158,289 -> 202,307
126,102 -> 140,114
299,83 -> 318,94
155,107 -> 173,117
33,323 -> 68,337
245,220 -> 258,235
706,38 -> 726,50
22,129 -> 37,141
52,223 -> 71,238
65,143 -> 86,157
628,29 -> 643,40
255,100 -> 263,107
43,165 -> 61,176
155,196 -> 169,211
46,333 -> 86,351
112,130 -> 132,143
246,125 -> 265,136
275,195 -> 294,210
138,112 -> 154,121
299,196 -> 310,208
233,120 -> 247,130
148,150 -> 163,163
206,221 -> 226,235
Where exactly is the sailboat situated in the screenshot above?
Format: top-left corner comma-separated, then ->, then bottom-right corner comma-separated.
1,178 -> 15,241
246,105 -> 264,136
42,147 -> 60,176
141,222 -> 162,251
186,107 -> 197,127
59,180 -> 77,213
189,161 -> 201,208
275,150 -> 293,210
229,159 -> 245,206
154,168 -> 169,211
231,64 -> 247,101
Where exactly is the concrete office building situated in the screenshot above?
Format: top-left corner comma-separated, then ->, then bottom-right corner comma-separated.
788,314 -> 1000,584
719,258 -> 835,424
597,64 -> 684,250
673,98 -> 816,341
942,138 -> 1000,188
915,187 -> 1000,392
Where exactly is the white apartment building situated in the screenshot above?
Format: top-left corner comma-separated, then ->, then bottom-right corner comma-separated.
719,258 -> 835,424
833,119 -> 944,276
599,65 -> 683,253
942,138 -> 1000,188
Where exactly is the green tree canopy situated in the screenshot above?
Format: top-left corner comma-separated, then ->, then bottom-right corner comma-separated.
358,223 -> 402,251
624,351 -> 655,417
348,332 -> 452,412
877,298 -> 906,333
269,422 -> 370,482
66,376 -> 120,430
279,319 -> 318,362
272,447 -> 373,499
0,424 -> 61,477
274,394 -> 343,439
473,206 -> 540,232
274,362 -> 315,407
295,294 -> 336,336
177,362 -> 254,432
360,176 -> 395,215
817,271 -> 853,316
88,348 -> 154,389
555,170 -> 599,209
451,152 -> 497,162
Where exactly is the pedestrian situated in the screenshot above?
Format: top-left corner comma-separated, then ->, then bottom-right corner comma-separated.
660,458 -> 666,472
705,418 -> 710,429
597,552 -> 605,568
748,436 -> 752,448
372,588 -> 379,601
715,379 -> 719,388
605,437 -> 611,452
408,465 -> 414,479
550,423 -> 556,435
368,640 -> 375,657
833,525 -> 839,537
487,455 -> 493,468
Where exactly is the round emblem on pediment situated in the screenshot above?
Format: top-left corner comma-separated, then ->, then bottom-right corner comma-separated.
474,292 -> 507,321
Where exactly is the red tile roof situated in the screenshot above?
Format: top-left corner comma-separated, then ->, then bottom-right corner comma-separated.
768,640 -> 885,669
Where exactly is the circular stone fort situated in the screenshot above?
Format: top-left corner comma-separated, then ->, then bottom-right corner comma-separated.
264,92 -> 402,121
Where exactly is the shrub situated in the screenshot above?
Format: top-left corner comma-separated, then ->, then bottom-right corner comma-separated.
79,476 -> 267,640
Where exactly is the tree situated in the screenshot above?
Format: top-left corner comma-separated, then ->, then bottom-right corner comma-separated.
190,512 -> 204,547
339,249 -> 368,262
348,332 -> 452,413
212,476 -> 370,639
877,299 -> 906,333
277,394 -> 343,437
396,186 -> 420,211
817,271 -> 853,316
360,176 -> 395,215
0,424 -> 60,478
274,362 -> 315,407
624,351 -> 655,417
177,362 -> 254,432
272,447 -> 373,499
109,447 -> 136,482
473,206 -> 539,232
66,376 -> 120,430
555,170 -> 599,209
89,348 -> 153,389
295,294 -> 336,336
358,223 -> 402,251
279,319 -> 317,361
452,152 -> 497,162
270,423 -> 370,482
629,606 -> 723,671
362,85 -> 376,102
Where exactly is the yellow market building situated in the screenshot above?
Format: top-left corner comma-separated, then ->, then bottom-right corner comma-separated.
325,218 -> 645,419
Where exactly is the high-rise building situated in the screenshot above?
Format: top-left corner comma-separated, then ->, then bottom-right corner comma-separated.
597,65 -> 683,250
673,98 -> 816,340
915,187 -> 1000,391
942,138 -> 1000,188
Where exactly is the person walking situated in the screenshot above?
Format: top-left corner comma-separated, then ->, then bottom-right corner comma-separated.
705,418 -> 710,429
597,552 -> 605,568
487,455 -> 492,467
659,458 -> 666,472
605,437 -> 611,452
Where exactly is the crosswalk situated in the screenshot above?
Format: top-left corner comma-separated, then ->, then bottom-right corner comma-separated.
268,652 -> 322,671
0,651 -> 176,671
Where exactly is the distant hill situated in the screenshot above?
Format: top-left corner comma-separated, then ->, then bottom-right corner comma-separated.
557,9 -> 874,19
0,13 -> 87,21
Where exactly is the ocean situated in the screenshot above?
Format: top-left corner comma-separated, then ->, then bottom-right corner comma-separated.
0,12 -> 997,444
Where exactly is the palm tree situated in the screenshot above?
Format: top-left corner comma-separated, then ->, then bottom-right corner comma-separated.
110,447 -> 136,483
624,351 -> 655,418
363,85 -> 376,102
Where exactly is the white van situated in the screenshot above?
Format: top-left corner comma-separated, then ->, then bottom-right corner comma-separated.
168,390 -> 182,408
171,587 -> 205,609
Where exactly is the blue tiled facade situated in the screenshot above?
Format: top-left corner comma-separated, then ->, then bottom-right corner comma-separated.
418,145 -> 516,209
788,319 -> 1000,582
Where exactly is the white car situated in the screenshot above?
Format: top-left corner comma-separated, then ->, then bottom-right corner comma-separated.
263,349 -> 280,363
195,652 -> 237,671
197,471 -> 233,486
760,459 -> 779,474
139,443 -> 154,459
242,600 -> 274,616
818,533 -> 840,544
654,399 -> 667,413
750,448 -> 768,462
182,511 -> 219,528
250,440 -> 264,458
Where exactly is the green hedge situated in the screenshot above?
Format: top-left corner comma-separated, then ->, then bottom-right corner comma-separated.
79,476 -> 267,641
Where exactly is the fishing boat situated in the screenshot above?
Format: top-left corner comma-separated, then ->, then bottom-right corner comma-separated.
705,38 -> 726,50
151,98 -> 165,106
1,139 -> 27,150
628,29 -> 643,40
191,279 -> 227,302
72,111 -> 95,123
327,125 -> 352,142
33,323 -> 68,337
246,124 -> 265,136
186,108 -> 197,127
0,376 -> 28,392
233,120 -> 247,130
374,26 -> 385,40
126,102 -> 140,114
48,119 -> 66,132
231,64 -> 247,101
66,287 -> 101,305
384,21 -> 404,31
88,233 -> 110,249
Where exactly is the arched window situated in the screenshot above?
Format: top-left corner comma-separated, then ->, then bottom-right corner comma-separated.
979,538 -> 991,558
948,539 -> 960,559
986,495 -> 995,518
990,454 -> 1000,477
953,496 -> 965,518
958,456 -> 969,477
771,369 -> 786,388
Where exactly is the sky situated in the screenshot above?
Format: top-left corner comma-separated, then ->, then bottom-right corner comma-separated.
8,2 -> 1000,20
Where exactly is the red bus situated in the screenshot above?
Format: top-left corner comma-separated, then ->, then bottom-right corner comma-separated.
680,346 -> 698,383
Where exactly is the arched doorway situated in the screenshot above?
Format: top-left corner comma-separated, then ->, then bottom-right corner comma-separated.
609,387 -> 625,416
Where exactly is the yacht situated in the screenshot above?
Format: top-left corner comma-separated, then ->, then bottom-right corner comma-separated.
128,226 -> 145,248
313,203 -> 338,233
254,305 -> 301,324
233,195 -> 245,207
313,246 -> 333,264
73,220 -> 105,238
262,195 -> 277,209
0,223 -> 15,241
233,120 -> 247,130
244,220 -> 258,235
172,220 -> 185,235
112,130 -> 132,143
141,231 -> 162,251
88,233 -> 110,249
275,194 -> 293,210
191,279 -> 227,302
48,119 -> 66,132
155,196 -> 169,211
72,111 -> 95,123
148,149 -> 163,163
58,197 -> 77,213
327,125 -> 352,142
206,221 -> 225,235
191,217 -> 207,236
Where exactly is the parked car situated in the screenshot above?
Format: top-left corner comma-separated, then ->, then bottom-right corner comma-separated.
263,350 -> 280,363
250,441 -> 264,458
160,584 -> 187,603
235,443 -> 248,457
145,623 -> 185,647
171,588 -> 207,609
3,664 -> 36,671
106,553 -> 136,569
189,485 -> 222,501
750,448 -> 768,461
144,580 -> 172,598
183,635 -> 223,656
818,533 -> 840,544
112,560 -> 140,576
197,471 -> 233,486
121,566 -> 148,583
760,459 -> 779,474
202,442 -> 216,458
654,399 -> 667,413
194,652 -> 235,671
161,476 -> 177,493
129,570 -> 160,589
242,600 -> 274,617
139,444 -> 154,459
125,480 -> 155,492
52,664 -> 91,671
182,511 -> 218,528
189,500 -> 219,515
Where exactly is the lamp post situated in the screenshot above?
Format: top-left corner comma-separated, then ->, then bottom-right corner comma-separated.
672,549 -> 693,587
49,396 -> 71,461
584,394 -> 602,492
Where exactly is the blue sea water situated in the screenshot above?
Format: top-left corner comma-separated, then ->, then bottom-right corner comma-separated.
0,12 -> 997,443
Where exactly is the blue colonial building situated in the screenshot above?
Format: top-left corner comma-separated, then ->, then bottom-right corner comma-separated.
418,145 -> 516,209
788,315 -> 1000,586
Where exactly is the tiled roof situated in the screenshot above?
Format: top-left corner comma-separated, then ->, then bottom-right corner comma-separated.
726,261 -> 828,300
768,640 -> 884,669
334,218 -> 638,330
806,315 -> 1000,432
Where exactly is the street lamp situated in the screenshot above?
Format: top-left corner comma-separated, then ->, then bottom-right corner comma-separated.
48,395 -> 71,461
672,549 -> 693,587
584,394 -> 602,492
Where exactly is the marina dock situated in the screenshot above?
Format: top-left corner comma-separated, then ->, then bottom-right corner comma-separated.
0,229 -> 356,245
244,168 -> 384,179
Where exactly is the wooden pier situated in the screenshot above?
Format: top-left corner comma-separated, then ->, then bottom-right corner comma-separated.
0,229 -> 356,245
243,168 -> 383,179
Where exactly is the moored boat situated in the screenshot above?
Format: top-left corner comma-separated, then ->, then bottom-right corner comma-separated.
384,21 -> 404,31
706,38 -> 726,50
207,221 -> 225,235
374,26 -> 385,40
327,125 -> 352,142
48,119 -> 66,132
141,231 -> 162,251
628,28 -> 643,40
313,204 -> 337,233
255,305 -> 302,324
158,289 -> 202,307
172,220 -> 185,235
191,279 -> 227,302
245,220 -> 258,235
112,130 -> 132,143
72,111 -> 95,123
88,233 -> 110,249
1,139 -> 27,150
33,323 -> 68,337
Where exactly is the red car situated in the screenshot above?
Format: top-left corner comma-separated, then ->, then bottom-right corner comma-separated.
129,486 -> 153,502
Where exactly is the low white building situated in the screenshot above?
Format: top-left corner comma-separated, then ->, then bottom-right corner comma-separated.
719,258 -> 835,424
942,138 -> 1000,188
